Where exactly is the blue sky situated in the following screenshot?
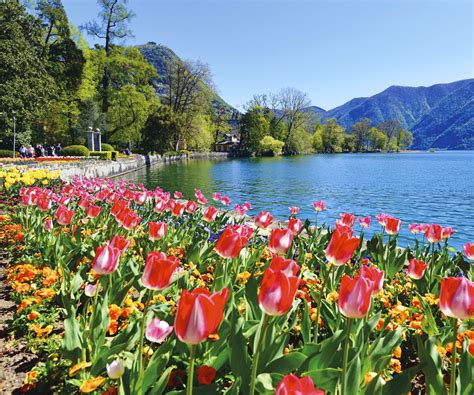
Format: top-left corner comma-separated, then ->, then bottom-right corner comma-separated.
61,0 -> 473,110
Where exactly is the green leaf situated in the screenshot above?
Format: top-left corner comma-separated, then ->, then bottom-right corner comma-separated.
304,368 -> 341,394
264,352 -> 307,375
346,352 -> 362,395
381,364 -> 421,395
416,336 -> 447,394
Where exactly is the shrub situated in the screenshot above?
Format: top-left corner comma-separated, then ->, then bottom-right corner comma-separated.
0,149 -> 16,158
90,151 -> 112,160
260,136 -> 284,156
101,143 -> 115,152
163,151 -> 179,157
58,145 -> 90,157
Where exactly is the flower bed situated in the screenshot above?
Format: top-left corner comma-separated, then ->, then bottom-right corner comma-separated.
0,175 -> 472,394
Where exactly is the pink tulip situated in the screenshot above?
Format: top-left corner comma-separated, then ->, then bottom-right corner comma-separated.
425,224 -> 443,243
337,213 -> 356,228
312,200 -> 326,211
185,200 -> 197,213
407,258 -> 428,280
146,318 -> 173,343
86,205 -> 102,219
439,277 -> 474,320
92,244 -> 121,275
289,206 -> 300,215
203,206 -> 219,222
255,211 -> 273,229
360,265 -> 384,293
358,216 -> 371,229
338,274 -> 373,318
288,217 -> 303,235
55,205 -> 74,226
464,243 -> 474,260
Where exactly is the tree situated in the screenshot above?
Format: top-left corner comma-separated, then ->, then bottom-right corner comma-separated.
350,118 -> 371,152
239,106 -> 270,155
343,134 -> 356,152
271,88 -> 311,154
0,0 -> 55,148
83,0 -> 134,114
141,105 -> 179,153
396,129 -> 413,150
378,120 -> 402,151
162,59 -> 213,151
260,135 -> 284,156
368,127 -> 388,151
321,118 -> 345,153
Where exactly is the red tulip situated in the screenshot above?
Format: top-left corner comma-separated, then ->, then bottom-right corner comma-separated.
442,226 -> 455,239
464,243 -> 474,260
171,202 -> 185,217
385,216 -> 401,235
78,197 -> 92,209
338,274 -> 373,318
173,191 -> 183,199
197,365 -> 217,385
215,226 -> 250,259
174,287 -> 229,345
212,192 -> 221,201
185,200 -> 197,213
439,277 -> 474,320
149,221 -> 168,241
337,212 -> 356,228
276,374 -> 325,395
86,205 -> 102,219
117,208 -> 141,230
203,206 -> 219,222
221,196 -> 231,206
325,227 -> 359,266
37,195 -> 52,211
142,251 -> 181,290
55,205 -> 74,226
358,216 -> 371,229
407,258 -> 428,280
268,228 -> 293,255
92,244 -> 121,275
360,265 -> 384,293
258,256 -> 299,316
288,217 -> 303,235
111,200 -> 129,217
408,223 -> 420,234
425,224 -> 443,243
255,211 -> 273,229
110,234 -> 130,253
154,199 -> 167,213
312,200 -> 326,212
45,217 -> 53,231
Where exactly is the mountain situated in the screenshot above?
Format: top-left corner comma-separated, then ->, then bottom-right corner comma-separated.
137,42 -> 238,115
307,79 -> 474,149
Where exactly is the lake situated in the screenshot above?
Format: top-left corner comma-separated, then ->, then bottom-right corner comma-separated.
118,151 -> 474,249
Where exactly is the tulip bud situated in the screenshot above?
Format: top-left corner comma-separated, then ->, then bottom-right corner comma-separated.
106,359 -> 124,379
146,318 -> 173,343
84,283 -> 98,297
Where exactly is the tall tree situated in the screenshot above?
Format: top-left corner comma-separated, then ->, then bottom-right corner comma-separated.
0,0 -> 55,147
239,106 -> 270,155
321,118 -> 345,153
83,0 -> 134,114
271,88 -> 311,154
162,59 -> 213,151
350,118 -> 371,152
378,120 -> 402,151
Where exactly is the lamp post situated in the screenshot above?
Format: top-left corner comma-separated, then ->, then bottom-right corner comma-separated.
12,111 -> 16,158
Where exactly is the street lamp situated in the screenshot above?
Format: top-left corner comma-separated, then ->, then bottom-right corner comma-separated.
12,110 -> 16,158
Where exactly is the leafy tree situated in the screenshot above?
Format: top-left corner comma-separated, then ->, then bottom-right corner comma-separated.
287,127 -> 313,154
396,129 -> 413,149
343,134 -> 356,152
271,88 -> 311,154
239,106 -> 270,155
260,135 -> 284,156
368,127 -> 388,151
0,0 -> 55,148
83,0 -> 134,113
378,120 -> 403,151
321,118 -> 345,153
141,105 -> 179,153
312,122 -> 323,152
350,118 -> 371,152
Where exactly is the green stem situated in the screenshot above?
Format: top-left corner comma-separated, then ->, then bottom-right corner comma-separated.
249,314 -> 271,395
137,290 -> 152,393
429,242 -> 435,286
186,345 -> 196,395
341,318 -> 353,395
314,265 -> 332,343
450,318 -> 457,395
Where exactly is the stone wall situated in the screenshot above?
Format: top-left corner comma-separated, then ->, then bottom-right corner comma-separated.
59,152 -> 230,182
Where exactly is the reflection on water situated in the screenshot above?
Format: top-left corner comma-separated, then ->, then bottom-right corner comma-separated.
118,151 -> 474,249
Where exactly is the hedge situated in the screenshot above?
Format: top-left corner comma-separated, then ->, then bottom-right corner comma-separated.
90,151 -> 112,160
58,145 -> 90,157
101,143 -> 115,152
0,149 -> 16,158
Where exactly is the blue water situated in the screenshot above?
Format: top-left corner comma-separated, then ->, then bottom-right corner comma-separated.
119,151 -> 474,249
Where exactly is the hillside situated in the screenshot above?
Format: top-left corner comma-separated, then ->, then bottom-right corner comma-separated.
306,79 -> 474,149
137,42 -> 237,115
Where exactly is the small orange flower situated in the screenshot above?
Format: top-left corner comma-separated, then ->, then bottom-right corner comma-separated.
80,377 -> 106,393
30,324 -> 53,338
35,288 -> 56,299
27,311 -> 41,321
69,361 -> 92,377
25,370 -> 39,384
108,304 -> 122,320
107,320 -> 118,335
392,346 -> 402,358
